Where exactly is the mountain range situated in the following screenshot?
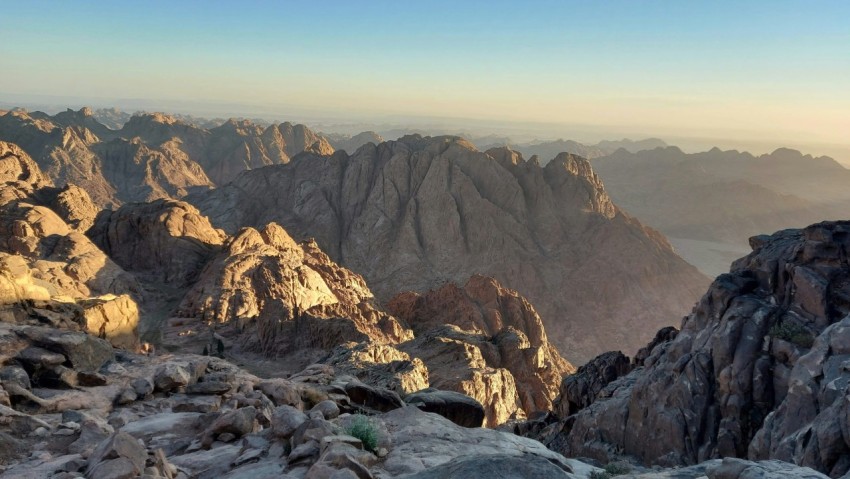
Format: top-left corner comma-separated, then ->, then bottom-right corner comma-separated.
187,135 -> 708,363
0,104 -> 848,478
589,146 -> 850,276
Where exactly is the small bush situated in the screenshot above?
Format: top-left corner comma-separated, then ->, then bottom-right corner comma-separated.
604,462 -> 632,475
769,320 -> 815,348
589,472 -> 611,479
345,414 -> 378,452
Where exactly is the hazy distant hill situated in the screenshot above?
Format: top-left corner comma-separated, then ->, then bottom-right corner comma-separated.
473,137 -> 668,164
321,130 -> 384,153
590,146 -> 850,275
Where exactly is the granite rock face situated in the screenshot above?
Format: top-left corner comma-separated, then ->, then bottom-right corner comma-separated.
89,199 -> 225,286
388,275 -> 574,426
556,222 -> 850,477
188,135 -> 708,363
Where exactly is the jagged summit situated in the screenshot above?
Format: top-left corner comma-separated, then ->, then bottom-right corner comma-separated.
189,134 -> 709,363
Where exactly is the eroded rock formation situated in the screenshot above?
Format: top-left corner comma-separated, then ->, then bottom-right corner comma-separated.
188,135 -> 709,363
553,222 -> 850,477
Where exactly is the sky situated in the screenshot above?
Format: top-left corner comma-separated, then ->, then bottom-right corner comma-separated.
1,1 -> 849,158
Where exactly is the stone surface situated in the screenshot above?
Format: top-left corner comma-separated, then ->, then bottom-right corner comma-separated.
388,275 -> 574,426
405,388 -> 485,428
86,431 -> 148,478
399,454 -> 578,479
557,222 -> 850,477
271,404 -> 308,439
188,135 -> 709,363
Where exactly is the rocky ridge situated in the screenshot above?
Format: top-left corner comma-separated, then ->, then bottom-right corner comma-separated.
539,221 -> 850,478
1,140 -> 572,428
0,108 -> 335,207
188,134 -> 709,362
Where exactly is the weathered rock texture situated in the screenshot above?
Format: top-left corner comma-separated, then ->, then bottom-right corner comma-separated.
174,222 -> 411,364
89,199 -> 225,286
188,135 -> 709,362
388,275 -> 575,426
556,221 -> 850,478
0,109 -> 333,206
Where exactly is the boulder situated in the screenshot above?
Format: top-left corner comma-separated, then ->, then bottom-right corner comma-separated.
21,327 -> 114,372
200,406 -> 257,448
272,404 -> 308,439
153,363 -> 191,392
345,380 -> 404,413
405,388 -> 485,428
86,431 -> 148,479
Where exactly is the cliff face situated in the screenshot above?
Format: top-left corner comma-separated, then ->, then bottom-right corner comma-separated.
189,135 -> 708,363
554,221 -> 850,477
387,275 -> 575,426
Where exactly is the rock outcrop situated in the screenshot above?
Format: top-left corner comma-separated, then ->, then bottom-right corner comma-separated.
0,142 -> 137,298
174,222 -> 411,367
554,221 -> 850,477
188,135 -> 709,362
89,199 -> 225,286
388,275 -> 575,426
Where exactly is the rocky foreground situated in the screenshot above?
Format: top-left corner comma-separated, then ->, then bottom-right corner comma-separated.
512,222 -> 850,478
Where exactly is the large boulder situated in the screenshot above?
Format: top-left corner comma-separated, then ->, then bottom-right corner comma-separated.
405,388 -> 485,428
19,326 -> 114,372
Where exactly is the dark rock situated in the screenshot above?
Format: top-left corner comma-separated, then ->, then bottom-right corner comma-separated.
271,405 -> 307,439
172,394 -> 221,413
86,431 -> 148,478
153,363 -> 190,392
405,388 -> 485,428
16,346 -> 67,369
131,377 -> 153,397
557,222 -> 850,477
0,364 -> 31,390
200,406 -> 257,448
77,370 -> 108,386
345,380 -> 404,413
186,381 -> 231,395
20,327 -> 114,372
553,351 -> 632,417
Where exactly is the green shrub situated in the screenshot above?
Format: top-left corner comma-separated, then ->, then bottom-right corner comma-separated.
589,462 -> 631,479
604,462 -> 631,475
345,414 -> 378,452
769,320 -> 815,348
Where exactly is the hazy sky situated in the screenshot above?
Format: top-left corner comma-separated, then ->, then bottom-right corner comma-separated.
1,1 -> 849,153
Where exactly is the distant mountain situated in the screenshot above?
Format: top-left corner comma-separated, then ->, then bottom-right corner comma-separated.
0,108 -> 333,205
476,137 -> 668,165
187,135 -> 709,363
322,131 -> 384,153
590,146 -> 850,275
92,107 -> 132,129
